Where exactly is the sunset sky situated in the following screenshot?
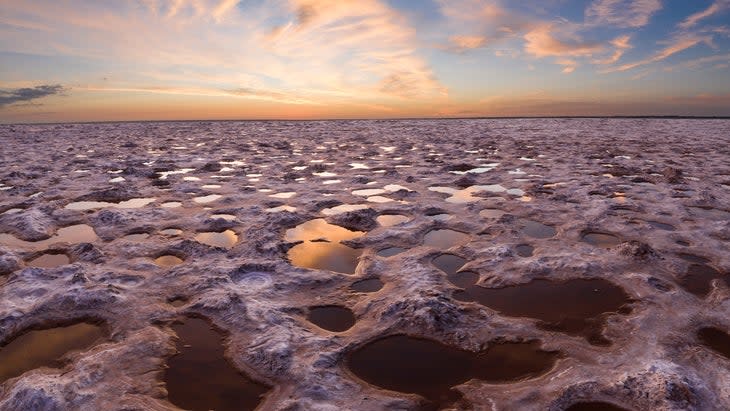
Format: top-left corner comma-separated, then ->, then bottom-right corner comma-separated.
1,0 -> 729,123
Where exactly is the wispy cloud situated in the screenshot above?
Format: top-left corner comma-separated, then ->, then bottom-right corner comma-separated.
605,33 -> 708,72
679,0 -> 730,30
0,84 -> 65,108
585,0 -> 662,28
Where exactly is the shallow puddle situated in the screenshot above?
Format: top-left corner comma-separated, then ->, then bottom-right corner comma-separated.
288,242 -> 362,274
27,253 -> 70,268
65,198 -> 156,210
520,220 -> 556,239
678,264 -> 728,296
123,233 -> 150,241
423,229 -> 470,249
285,219 -> 364,274
377,247 -> 406,257
565,402 -> 630,411
265,205 -> 297,213
210,214 -> 237,221
447,271 -> 479,289
0,322 -> 105,383
479,209 -> 505,219
194,230 -> 238,249
160,228 -> 183,236
351,278 -> 384,293
516,244 -> 534,257
647,221 -> 675,231
321,204 -> 369,216
432,254 -> 466,275
155,255 -> 184,267
0,224 -> 98,250
165,317 -> 270,411
377,214 -> 409,227
307,306 -> 356,332
347,336 -> 558,409
193,194 -> 221,204
458,279 -> 631,344
581,232 -> 621,248
697,327 -> 730,360
161,202 -> 182,208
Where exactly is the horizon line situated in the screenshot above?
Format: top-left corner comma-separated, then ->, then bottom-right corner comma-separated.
2,114 -> 730,126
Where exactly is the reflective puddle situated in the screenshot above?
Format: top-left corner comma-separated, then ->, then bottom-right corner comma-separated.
581,232 -> 621,248
520,220 -> 556,239
647,221 -> 675,231
27,253 -> 70,268
516,244 -> 534,257
0,322 -> 106,383
193,194 -> 221,204
697,327 -> 730,360
155,255 -> 184,267
456,279 -> 631,344
347,336 -> 558,409
194,230 -> 238,249
479,209 -> 505,219
423,229 -> 470,249
0,224 -> 98,250
678,264 -> 728,297
321,204 -> 369,216
432,254 -> 466,275
65,198 -> 156,210
165,317 -> 270,411
377,247 -> 406,257
307,306 -> 356,332
376,214 -> 409,227
285,219 -> 364,274
351,278 -> 384,293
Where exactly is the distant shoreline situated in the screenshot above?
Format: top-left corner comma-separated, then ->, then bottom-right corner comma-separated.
2,115 -> 729,126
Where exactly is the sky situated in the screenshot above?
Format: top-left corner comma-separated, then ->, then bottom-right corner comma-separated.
1,0 -> 729,123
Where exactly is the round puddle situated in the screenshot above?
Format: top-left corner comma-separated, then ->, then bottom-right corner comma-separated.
423,229 -> 470,249
697,327 -> 730,360
520,220 -> 556,239
678,264 -> 727,296
516,244 -> 534,257
288,242 -> 361,274
155,255 -> 184,267
0,322 -> 106,383
581,232 -> 621,248
194,230 -> 238,249
160,228 -> 183,236
376,214 -> 409,227
350,278 -> 383,293
377,247 -> 406,257
28,253 -> 70,268
307,306 -> 355,332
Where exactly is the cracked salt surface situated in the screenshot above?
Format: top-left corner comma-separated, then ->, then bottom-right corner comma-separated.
1,119 -> 730,410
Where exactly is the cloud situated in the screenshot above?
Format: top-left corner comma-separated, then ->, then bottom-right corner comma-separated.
0,84 -> 65,108
524,25 -> 603,58
585,0 -> 662,28
606,33 -> 709,72
449,35 -> 488,51
678,0 -> 730,30
592,35 -> 632,64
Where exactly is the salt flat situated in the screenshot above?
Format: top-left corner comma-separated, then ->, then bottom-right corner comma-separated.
0,119 -> 729,410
